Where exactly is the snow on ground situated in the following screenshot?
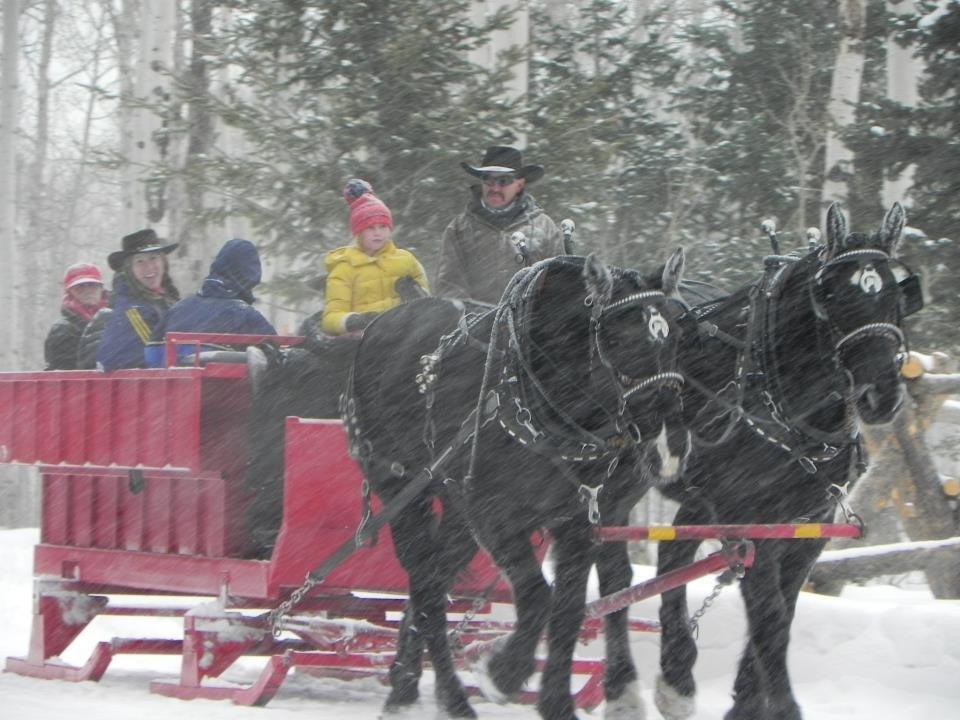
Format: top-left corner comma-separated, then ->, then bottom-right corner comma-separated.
1,527 -> 959,719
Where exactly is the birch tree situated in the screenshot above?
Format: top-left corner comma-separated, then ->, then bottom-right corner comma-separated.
823,0 -> 867,212
19,0 -> 57,367
122,0 -> 176,237
883,0 -> 922,208
0,0 -> 20,371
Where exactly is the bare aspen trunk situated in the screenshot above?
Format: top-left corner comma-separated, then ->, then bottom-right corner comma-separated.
176,0 -> 218,293
0,0 -> 20,371
122,0 -> 176,236
883,0 -> 922,208
20,0 -> 57,370
469,1 -> 529,141
822,0 -> 867,213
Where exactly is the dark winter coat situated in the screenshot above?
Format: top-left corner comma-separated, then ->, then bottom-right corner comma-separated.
435,190 -> 564,304
77,308 -> 111,370
96,275 -> 178,371
153,239 -> 277,340
43,309 -> 88,370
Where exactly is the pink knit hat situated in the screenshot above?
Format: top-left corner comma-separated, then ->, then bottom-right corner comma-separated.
343,179 -> 393,236
63,262 -> 104,290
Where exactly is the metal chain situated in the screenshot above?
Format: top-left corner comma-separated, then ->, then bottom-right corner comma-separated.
687,558 -> 746,638
267,572 -> 323,637
448,581 -> 499,651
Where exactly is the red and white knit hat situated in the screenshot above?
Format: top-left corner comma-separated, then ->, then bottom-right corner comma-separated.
63,262 -> 104,290
343,179 -> 393,236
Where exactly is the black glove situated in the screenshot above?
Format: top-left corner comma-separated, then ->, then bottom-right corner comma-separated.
395,275 -> 427,303
344,312 -> 379,333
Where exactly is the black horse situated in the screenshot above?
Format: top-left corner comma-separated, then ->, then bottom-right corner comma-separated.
655,203 -> 915,720
346,253 -> 692,719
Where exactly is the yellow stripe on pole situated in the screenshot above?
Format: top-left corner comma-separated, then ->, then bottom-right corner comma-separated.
648,527 -> 676,541
793,524 -> 822,538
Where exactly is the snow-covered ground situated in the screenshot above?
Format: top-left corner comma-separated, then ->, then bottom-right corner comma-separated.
1,527 -> 958,719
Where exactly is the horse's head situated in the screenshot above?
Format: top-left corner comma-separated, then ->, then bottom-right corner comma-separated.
812,202 -> 913,424
582,251 -> 692,484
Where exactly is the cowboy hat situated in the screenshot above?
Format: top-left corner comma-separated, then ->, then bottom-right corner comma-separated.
460,145 -> 544,184
108,228 -> 179,271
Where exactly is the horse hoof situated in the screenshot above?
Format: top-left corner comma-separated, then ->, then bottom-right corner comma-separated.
605,680 -> 645,720
436,698 -> 478,719
472,650 -> 509,705
654,675 -> 695,720
382,692 -> 419,714
378,701 -> 421,720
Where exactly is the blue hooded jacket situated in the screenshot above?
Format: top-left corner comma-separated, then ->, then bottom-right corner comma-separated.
154,239 -> 277,340
97,274 -> 177,371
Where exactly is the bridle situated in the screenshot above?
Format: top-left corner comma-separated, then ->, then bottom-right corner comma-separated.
808,247 -> 908,357
684,244 -> 917,474
750,245 -> 913,469
588,289 -> 685,412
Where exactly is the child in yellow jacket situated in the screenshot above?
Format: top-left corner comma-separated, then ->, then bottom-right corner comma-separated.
321,179 -> 429,335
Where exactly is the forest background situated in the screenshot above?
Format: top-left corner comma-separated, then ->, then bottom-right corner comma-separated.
0,0 -> 958,521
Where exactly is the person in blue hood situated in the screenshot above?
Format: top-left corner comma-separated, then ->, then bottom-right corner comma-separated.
153,238 -> 277,341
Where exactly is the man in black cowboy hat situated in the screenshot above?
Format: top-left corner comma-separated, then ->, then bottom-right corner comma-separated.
435,145 -> 564,304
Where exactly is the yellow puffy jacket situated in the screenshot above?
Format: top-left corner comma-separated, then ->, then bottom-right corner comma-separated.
321,241 -> 429,335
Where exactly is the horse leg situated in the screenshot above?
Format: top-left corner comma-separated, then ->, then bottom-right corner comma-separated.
725,543 -> 788,720
537,521 -> 594,720
731,538 -> 826,720
479,530 -> 553,699
383,495 -> 476,718
595,530 -> 642,718
385,603 -> 425,710
655,505 -> 703,720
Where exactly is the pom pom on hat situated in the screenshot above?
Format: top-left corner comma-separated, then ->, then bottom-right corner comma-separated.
343,179 -> 373,203
343,179 -> 393,237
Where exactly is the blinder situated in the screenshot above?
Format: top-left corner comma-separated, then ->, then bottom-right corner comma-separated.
898,272 -> 923,318
811,247 -> 923,329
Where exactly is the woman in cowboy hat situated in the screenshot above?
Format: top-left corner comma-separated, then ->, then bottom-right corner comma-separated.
435,145 -> 565,304
95,228 -> 181,370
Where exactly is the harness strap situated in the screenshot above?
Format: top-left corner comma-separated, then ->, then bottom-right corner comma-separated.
697,320 -> 746,351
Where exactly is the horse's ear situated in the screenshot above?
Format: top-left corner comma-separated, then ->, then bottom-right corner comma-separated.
661,247 -> 685,298
582,253 -> 613,307
825,202 -> 848,258
879,202 -> 905,257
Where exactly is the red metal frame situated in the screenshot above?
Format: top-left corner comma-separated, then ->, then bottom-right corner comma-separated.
597,523 -> 863,542
0,333 -> 863,710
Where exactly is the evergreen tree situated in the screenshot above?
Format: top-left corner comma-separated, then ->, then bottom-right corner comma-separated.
526,1 -> 694,270
179,0 -> 520,303
851,1 -> 960,353
670,0 -> 842,289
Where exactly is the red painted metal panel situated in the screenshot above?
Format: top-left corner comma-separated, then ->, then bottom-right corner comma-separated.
41,474 -> 69,545
88,378 -> 114,466
32,545 -> 271,598
269,418 -> 510,598
174,479 -> 200,555
144,476 -> 173,553
92,475 -> 120,549
38,469 -> 233,558
0,368 -> 231,472
73,473 -> 95,548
